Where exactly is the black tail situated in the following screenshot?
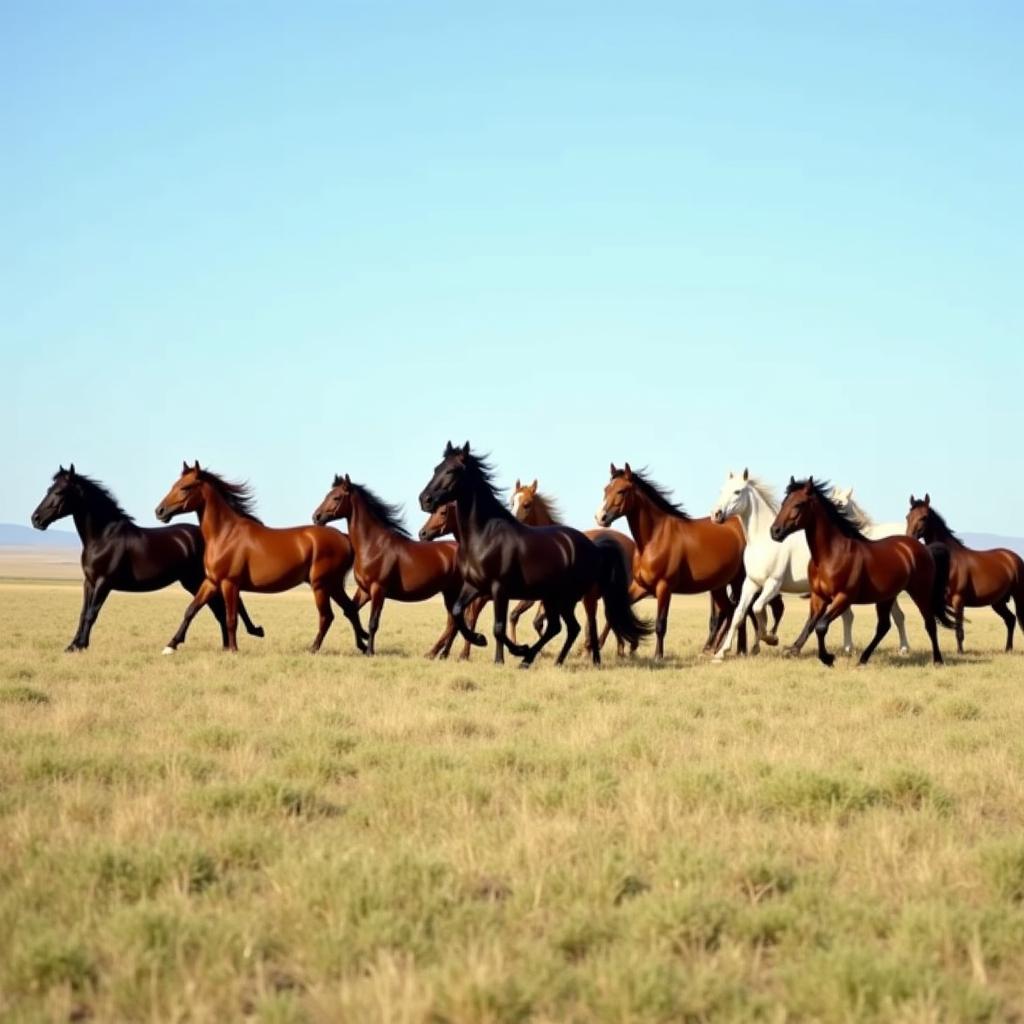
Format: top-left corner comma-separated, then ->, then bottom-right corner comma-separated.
927,542 -> 957,629
594,536 -> 652,648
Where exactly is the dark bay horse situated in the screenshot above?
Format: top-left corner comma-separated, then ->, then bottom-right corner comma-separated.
419,443 -> 651,666
771,478 -> 954,666
313,474 -> 473,658
906,494 -> 1024,653
508,478 -> 638,655
155,462 -> 367,654
596,464 -> 747,659
31,465 -> 264,652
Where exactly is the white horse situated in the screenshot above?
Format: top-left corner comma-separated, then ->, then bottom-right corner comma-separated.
830,486 -> 910,654
709,469 -> 854,660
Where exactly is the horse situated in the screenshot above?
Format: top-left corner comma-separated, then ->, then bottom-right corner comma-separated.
418,442 -> 651,666
770,477 -> 955,666
30,465 -> 265,652
155,462 -> 367,654
596,463 -> 747,660
313,474 -> 477,658
709,468 -> 853,660
507,478 -> 638,656
830,486 -> 911,654
906,493 -> 1024,653
417,502 -> 490,659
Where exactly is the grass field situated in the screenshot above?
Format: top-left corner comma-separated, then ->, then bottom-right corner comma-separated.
2,576 -> 1024,1023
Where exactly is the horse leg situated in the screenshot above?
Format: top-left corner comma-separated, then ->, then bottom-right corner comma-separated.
519,599 -> 563,668
838,607 -> 855,656
585,593 -> 601,666
72,578 -> 111,652
164,578 -> 218,653
67,579 -> 95,652
993,597 -> 1015,652
748,578 -> 784,658
237,598 -> 265,639
427,607 -> 456,659
220,580 -> 240,652
554,602 -> 582,666
508,599 -> 533,645
858,599 -> 893,665
456,597 -> 487,660
364,585 -> 386,657
328,580 -> 369,653
786,593 -> 829,658
764,594 -> 784,646
654,582 -> 672,660
815,593 -> 850,668
704,593 -> 719,653
452,582 -> 487,648
951,594 -> 966,654
905,580 -> 944,665
205,589 -> 232,649
713,576 -> 759,662
310,584 -> 335,653
709,587 -> 736,655
892,598 -> 910,654
491,592 -> 510,665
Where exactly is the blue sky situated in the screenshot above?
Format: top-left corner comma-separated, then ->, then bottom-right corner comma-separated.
4,2 -> 1022,535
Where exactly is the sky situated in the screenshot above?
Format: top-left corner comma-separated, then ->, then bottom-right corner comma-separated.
3,2 -> 1022,536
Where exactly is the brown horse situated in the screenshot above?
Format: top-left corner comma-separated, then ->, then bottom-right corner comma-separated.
596,464 -> 746,659
313,475 -> 477,658
155,462 -> 367,654
771,478 -> 954,666
508,479 -> 638,655
906,494 -> 1024,653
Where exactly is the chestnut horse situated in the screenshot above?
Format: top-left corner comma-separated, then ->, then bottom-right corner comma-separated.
155,462 -> 367,654
507,479 -> 638,656
596,464 -> 746,659
771,478 -> 954,666
31,465 -> 263,652
418,502 -> 490,659
313,475 -> 476,658
419,443 -> 651,667
906,493 -> 1024,653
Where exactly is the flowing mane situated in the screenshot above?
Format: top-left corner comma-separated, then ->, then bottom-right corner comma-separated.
835,488 -> 873,530
911,499 -> 961,545
786,478 -> 866,540
340,477 -> 410,538
613,467 -> 691,520
746,476 -> 779,514
463,451 -> 517,522
198,469 -> 263,524
530,491 -> 564,525
64,472 -> 133,522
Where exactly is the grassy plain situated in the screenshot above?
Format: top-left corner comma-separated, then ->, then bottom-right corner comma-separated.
2,574 -> 1024,1023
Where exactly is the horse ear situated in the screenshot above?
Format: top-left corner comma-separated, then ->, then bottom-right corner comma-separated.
58,464 -> 65,474
68,463 -> 75,476
194,460 -> 201,471
344,473 -> 351,487
610,462 -> 618,477
924,493 -> 930,506
515,478 -> 521,490
531,478 -> 537,491
444,440 -> 454,455
742,467 -> 749,481
182,460 -> 190,473
789,475 -> 796,486
623,462 -> 633,480
909,494 -> 915,506
462,441 -> 470,456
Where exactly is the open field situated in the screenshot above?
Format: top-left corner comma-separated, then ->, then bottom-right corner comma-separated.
2,577 -> 1024,1023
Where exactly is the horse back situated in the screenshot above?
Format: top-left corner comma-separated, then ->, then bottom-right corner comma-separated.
640,516 -> 742,591
953,545 -> 1023,604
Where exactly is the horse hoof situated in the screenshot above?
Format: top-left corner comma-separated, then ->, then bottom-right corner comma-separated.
762,635 -> 779,647
820,655 -> 835,668
253,626 -> 266,639
470,632 -> 487,648
782,647 -> 798,659
161,646 -> 176,656
898,647 -> 910,656
711,655 -> 725,665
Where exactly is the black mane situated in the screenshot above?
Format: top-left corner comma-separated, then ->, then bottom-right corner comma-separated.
342,478 -> 410,538
786,478 -> 866,540
63,471 -> 133,522
198,469 -> 263,524
910,499 -> 961,544
462,450 -> 517,522
612,467 -> 691,520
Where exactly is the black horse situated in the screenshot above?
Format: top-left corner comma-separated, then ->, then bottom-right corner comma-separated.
418,442 -> 651,666
31,465 -> 264,652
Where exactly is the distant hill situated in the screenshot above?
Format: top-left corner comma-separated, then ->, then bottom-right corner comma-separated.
960,534 -> 1024,558
0,523 -> 80,549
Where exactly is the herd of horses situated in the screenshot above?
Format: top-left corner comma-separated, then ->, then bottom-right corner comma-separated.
29,442 -> 1024,668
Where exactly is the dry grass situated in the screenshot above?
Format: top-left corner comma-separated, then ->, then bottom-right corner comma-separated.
2,577 -> 1024,1023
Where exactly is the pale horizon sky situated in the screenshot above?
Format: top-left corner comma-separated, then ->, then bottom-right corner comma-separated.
4,3 -> 1022,535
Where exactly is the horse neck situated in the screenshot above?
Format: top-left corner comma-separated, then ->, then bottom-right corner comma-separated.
626,490 -> 669,549
926,514 -> 961,548
456,478 -> 508,541
71,496 -> 124,543
196,483 -> 241,541
349,491 -> 396,550
740,490 -> 775,542
804,500 -> 850,563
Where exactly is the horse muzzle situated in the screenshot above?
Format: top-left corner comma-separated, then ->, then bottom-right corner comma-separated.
154,506 -> 172,524
770,525 -> 786,541
711,510 -> 725,525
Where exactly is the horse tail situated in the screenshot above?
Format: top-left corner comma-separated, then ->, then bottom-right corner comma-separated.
926,542 -> 957,629
594,536 -> 652,647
